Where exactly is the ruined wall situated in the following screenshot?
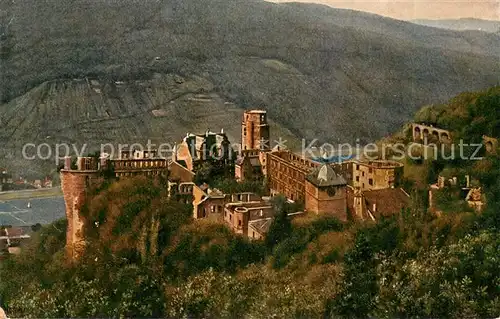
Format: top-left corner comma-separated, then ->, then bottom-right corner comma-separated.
411,123 -> 451,143
483,135 -> 498,154
267,151 -> 309,201
175,141 -> 194,171
351,161 -> 403,191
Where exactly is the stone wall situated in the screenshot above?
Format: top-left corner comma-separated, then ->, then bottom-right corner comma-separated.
483,135 -> 498,154
351,160 -> 403,191
266,150 -> 319,201
242,110 -> 270,151
174,141 -> 194,171
304,181 -> 347,220
411,123 -> 451,143
60,170 -> 101,260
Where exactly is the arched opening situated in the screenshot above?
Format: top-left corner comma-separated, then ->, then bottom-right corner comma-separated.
485,141 -> 494,153
431,130 -> 439,142
414,126 -> 421,140
441,132 -> 450,142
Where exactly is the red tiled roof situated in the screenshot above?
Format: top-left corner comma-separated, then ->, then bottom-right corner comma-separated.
364,188 -> 410,217
346,187 -> 410,220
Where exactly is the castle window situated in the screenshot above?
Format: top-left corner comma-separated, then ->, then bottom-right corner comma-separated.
238,220 -> 242,227
369,168 -> 373,174
327,187 -> 336,197
356,165 -> 360,170
369,178 -> 373,186
356,176 -> 359,182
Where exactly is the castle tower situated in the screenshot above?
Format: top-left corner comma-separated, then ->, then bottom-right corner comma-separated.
60,156 -> 101,260
242,110 -> 270,151
305,164 -> 348,220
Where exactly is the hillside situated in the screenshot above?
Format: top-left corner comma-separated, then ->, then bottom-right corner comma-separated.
1,86 -> 500,317
1,0 -> 500,173
412,18 -> 500,33
413,86 -> 500,141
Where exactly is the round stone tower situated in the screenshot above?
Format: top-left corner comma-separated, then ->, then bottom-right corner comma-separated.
60,156 -> 102,260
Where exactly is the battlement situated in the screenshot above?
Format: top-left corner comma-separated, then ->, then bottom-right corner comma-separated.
349,159 -> 404,169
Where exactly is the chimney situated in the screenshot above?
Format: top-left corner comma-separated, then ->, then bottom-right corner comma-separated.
99,156 -> 108,170
77,157 -> 84,171
64,156 -> 72,170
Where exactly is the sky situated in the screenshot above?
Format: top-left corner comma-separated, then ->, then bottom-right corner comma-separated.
270,0 -> 500,20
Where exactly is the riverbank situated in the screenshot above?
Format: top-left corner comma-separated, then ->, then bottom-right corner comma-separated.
0,187 -> 62,201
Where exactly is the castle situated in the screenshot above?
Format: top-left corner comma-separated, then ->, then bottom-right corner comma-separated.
234,110 -> 408,221
61,109 -> 410,259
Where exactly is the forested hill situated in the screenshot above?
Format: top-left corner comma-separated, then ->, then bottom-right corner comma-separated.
413,86 -> 500,141
0,0 -> 499,153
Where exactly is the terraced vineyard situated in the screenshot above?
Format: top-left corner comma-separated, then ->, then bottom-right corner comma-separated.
0,73 -> 298,174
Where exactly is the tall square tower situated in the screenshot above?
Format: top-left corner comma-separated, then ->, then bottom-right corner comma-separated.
241,110 -> 270,151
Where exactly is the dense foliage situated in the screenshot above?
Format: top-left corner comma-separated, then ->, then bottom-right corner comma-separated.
0,172 -> 499,317
414,86 -> 500,141
1,89 -> 500,317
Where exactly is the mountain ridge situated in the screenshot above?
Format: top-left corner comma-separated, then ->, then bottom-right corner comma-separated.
411,18 -> 500,33
0,0 -> 499,175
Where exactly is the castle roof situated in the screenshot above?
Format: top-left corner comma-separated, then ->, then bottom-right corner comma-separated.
248,218 -> 273,236
306,164 -> 346,187
347,187 -> 410,220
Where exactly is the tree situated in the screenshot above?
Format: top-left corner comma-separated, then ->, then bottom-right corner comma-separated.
324,232 -> 378,318
265,195 -> 292,250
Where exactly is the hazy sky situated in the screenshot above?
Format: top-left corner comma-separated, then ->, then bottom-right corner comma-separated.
271,0 -> 500,20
